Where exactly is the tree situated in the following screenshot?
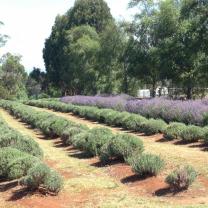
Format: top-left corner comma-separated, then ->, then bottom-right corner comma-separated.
29,67 -> 47,90
26,77 -> 41,98
43,15 -> 68,89
0,21 -> 9,48
160,0 -> 208,99
0,53 -> 28,99
43,0 -> 115,95
67,0 -> 113,33
26,67 -> 47,98
128,0 -> 180,97
63,25 -> 100,95
96,22 -> 125,94
128,0 -> 160,97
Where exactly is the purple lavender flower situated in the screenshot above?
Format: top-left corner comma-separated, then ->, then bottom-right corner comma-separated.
60,95 -> 208,126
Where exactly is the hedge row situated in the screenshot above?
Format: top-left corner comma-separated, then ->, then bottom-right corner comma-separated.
25,100 -> 208,144
0,111 -> 62,194
0,117 -> 43,158
0,100 -> 165,178
1,100 -> 197,190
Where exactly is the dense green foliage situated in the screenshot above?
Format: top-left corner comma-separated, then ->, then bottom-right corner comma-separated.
0,53 -> 28,99
0,117 -> 43,157
26,68 -> 48,99
99,134 -> 144,163
128,0 -> 208,98
0,147 -> 34,179
165,165 -> 197,191
1,0 -> 208,99
7,155 -> 39,180
0,109 -> 62,194
0,0 -> 208,99
41,0 -> 208,98
43,0 -> 139,95
20,163 -> 63,194
180,125 -> 204,143
129,153 -> 165,177
164,122 -> 187,140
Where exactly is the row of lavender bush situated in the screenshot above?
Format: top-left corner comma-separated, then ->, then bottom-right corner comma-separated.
60,95 -> 208,126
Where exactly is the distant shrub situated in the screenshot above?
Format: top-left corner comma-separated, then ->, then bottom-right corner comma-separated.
165,165 -> 197,191
98,109 -> 113,123
103,110 -> 120,126
85,127 -> 113,156
129,153 -> 165,177
203,113 -> 208,126
180,126 -> 204,142
202,127 -> 208,144
115,113 -> 131,127
39,116 -> 57,136
99,134 -> 144,163
83,107 -> 100,121
109,112 -> 130,127
164,122 -> 186,140
61,125 -> 88,145
20,163 -> 63,194
71,131 -> 90,150
65,127 -> 85,145
50,118 -> 70,136
140,119 -> 167,135
72,106 -> 82,115
122,115 -> 148,131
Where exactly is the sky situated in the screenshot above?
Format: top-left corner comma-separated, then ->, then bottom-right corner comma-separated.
0,0 -> 136,73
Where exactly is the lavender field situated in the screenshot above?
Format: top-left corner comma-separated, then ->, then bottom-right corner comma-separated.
61,95 -> 208,126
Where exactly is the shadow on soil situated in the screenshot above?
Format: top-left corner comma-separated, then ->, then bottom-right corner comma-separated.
69,151 -> 93,159
154,187 -> 184,197
91,159 -> 124,168
121,174 -> 151,184
8,188 -> 35,201
0,180 -> 18,192
0,179 -> 37,201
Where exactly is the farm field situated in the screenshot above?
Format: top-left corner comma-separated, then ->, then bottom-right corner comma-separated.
30,104 -> 208,176
0,101 -> 208,207
1,0 -> 208,207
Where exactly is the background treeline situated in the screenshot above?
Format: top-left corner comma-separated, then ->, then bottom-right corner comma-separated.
0,0 -> 208,100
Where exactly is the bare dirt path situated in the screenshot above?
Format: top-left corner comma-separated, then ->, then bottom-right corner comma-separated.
1,108 -> 208,207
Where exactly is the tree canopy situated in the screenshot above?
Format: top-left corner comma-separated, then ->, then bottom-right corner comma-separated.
0,53 -> 28,99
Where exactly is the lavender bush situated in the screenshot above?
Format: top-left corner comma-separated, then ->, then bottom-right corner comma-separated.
126,98 -> 208,126
60,95 -> 208,126
61,94 -> 132,111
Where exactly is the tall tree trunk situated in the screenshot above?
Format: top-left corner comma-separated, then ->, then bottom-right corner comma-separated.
123,63 -> 128,94
186,86 -> 192,100
151,79 -> 157,98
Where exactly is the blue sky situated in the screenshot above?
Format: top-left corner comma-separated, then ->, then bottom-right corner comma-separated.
0,0 -> 136,72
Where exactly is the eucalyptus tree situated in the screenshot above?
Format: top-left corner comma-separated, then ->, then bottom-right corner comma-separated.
0,53 -> 28,99
128,0 -> 179,97
63,25 -> 100,95
43,0 -> 115,95
160,0 -> 208,99
0,21 -> 8,48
